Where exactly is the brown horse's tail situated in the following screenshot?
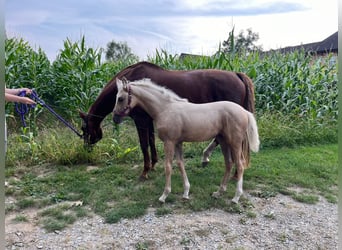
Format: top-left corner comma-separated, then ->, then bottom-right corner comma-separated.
236,72 -> 255,114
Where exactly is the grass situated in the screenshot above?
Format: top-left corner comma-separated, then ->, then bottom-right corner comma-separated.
4,113 -> 338,231
5,141 -> 337,231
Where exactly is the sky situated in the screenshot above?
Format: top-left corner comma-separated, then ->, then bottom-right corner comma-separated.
5,0 -> 338,62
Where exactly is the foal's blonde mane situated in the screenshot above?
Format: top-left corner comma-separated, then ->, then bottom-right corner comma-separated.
130,78 -> 188,102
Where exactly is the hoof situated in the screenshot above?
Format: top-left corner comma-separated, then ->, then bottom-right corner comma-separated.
182,195 -> 189,201
139,175 -> 148,181
212,191 -> 220,199
159,197 -> 166,203
231,197 -> 239,204
201,161 -> 209,168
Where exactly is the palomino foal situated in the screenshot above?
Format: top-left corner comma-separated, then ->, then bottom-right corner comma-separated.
113,78 -> 260,203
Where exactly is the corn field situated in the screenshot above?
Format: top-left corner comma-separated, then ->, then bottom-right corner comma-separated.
5,36 -> 337,129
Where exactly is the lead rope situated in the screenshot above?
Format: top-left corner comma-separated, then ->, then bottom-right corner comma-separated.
15,90 -> 83,138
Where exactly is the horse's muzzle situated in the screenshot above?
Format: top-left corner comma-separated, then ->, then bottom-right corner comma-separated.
113,114 -> 123,124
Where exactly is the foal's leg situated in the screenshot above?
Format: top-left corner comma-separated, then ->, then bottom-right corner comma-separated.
231,150 -> 246,204
175,143 -> 190,200
212,141 -> 233,198
159,141 -> 175,203
201,138 -> 218,167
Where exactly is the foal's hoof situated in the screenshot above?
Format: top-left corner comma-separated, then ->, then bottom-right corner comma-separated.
212,191 -> 220,199
182,195 -> 190,201
231,198 -> 239,204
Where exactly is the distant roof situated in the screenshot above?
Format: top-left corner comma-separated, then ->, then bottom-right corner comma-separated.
270,32 -> 338,55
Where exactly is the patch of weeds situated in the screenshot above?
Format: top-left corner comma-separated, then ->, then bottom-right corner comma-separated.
292,193 -> 319,204
39,204 -> 85,232
239,210 -> 257,225
155,206 -> 173,217
224,234 -> 237,244
245,210 -> 257,219
240,197 -> 254,209
224,202 -> 243,214
135,240 -> 156,250
180,236 -> 192,246
36,198 -> 55,208
135,242 -> 149,250
5,203 -> 16,213
239,217 -> 248,225
5,186 -> 16,196
105,202 -> 147,223
278,188 -> 295,196
264,211 -> 276,220
72,206 -> 88,218
16,198 -> 36,209
12,214 -> 28,222
324,193 -> 337,204
41,217 -> 71,232
277,232 -> 288,243
251,189 -> 278,199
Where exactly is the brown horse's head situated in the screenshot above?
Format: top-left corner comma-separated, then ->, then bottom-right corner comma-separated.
79,111 -> 103,146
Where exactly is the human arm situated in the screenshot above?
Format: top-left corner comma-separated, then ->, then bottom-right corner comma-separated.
5,88 -> 36,104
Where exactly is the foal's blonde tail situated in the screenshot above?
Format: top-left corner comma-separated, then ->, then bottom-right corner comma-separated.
246,112 -> 260,153
241,112 -> 260,168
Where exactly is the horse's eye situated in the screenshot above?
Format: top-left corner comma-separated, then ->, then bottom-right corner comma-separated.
118,97 -> 124,102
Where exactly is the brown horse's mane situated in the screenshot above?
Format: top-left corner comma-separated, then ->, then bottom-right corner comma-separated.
103,61 -> 163,89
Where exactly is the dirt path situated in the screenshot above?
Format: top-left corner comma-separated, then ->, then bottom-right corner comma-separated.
6,193 -> 337,249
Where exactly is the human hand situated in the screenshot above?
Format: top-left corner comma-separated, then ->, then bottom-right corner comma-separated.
20,96 -> 36,105
21,88 -> 33,95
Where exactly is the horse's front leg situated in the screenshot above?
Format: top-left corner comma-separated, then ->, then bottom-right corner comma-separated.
175,143 -> 190,200
134,120 -> 151,180
201,138 -> 218,167
159,141 -> 175,203
148,121 -> 158,170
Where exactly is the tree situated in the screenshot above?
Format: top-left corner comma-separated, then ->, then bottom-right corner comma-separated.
105,40 -> 139,61
222,27 -> 262,54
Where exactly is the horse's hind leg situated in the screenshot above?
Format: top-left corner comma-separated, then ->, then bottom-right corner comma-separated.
159,141 -> 175,203
175,143 -> 190,200
212,140 -> 233,198
201,138 -> 218,167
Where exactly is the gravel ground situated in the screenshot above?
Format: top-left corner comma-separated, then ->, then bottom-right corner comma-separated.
6,193 -> 337,250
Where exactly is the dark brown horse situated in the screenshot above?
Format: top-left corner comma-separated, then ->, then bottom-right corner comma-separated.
79,61 -> 255,180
